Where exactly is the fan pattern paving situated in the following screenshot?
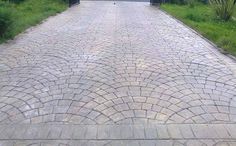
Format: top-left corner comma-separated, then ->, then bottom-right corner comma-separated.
0,2 -> 236,126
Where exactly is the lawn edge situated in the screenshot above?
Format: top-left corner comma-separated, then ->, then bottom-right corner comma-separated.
0,6 -> 69,46
158,6 -> 236,62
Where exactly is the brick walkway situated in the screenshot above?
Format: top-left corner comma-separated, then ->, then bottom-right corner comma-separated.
0,1 -> 236,146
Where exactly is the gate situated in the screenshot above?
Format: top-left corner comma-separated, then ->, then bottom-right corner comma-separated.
69,0 -> 80,7
68,0 -> 166,7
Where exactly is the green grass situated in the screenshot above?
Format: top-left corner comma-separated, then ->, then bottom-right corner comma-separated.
161,3 -> 236,56
0,0 -> 67,43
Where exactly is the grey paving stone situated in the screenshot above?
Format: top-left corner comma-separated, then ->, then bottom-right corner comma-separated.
178,124 -> 195,139
72,126 -> 87,139
156,125 -> 170,139
133,125 -> 146,139
167,124 -> 183,139
60,125 -> 74,139
191,124 -> 219,139
144,125 -> 158,139
48,125 -> 63,139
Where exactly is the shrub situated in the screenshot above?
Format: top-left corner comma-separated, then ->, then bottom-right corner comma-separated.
188,0 -> 196,7
1,0 -> 25,4
169,0 -> 187,4
209,0 -> 235,21
168,0 -> 207,5
9,0 -> 25,4
196,0 -> 208,4
0,7 -> 13,37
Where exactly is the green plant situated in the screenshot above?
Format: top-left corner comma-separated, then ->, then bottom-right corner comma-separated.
188,0 -> 196,7
0,7 -> 13,37
169,0 -> 187,4
209,0 -> 235,21
198,0 -> 208,4
168,0 -> 206,5
185,13 -> 207,21
1,0 -> 25,4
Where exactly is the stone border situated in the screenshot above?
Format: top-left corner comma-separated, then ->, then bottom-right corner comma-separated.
0,124 -> 236,140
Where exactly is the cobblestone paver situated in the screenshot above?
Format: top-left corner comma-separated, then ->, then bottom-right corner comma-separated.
0,1 -> 236,145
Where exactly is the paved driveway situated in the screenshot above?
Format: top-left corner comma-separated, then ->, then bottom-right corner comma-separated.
0,1 -> 236,145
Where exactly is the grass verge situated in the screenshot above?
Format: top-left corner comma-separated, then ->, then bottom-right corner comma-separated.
161,3 -> 236,57
0,0 -> 67,43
